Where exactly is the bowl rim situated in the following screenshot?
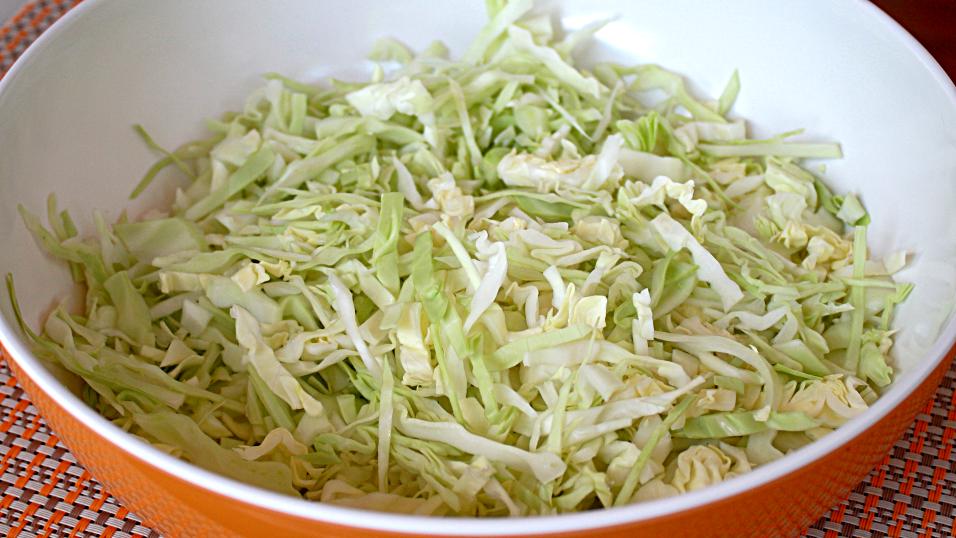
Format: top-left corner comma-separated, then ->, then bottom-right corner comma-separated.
1,0 -> 955,534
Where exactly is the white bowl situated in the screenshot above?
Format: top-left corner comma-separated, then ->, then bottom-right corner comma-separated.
0,1 -> 954,536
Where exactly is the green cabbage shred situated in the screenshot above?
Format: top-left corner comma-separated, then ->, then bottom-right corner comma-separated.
10,0 -> 911,515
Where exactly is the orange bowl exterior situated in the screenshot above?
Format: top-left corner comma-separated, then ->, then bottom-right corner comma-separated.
3,342 -> 954,538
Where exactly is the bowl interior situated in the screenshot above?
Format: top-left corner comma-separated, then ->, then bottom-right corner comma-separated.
0,0 -> 955,532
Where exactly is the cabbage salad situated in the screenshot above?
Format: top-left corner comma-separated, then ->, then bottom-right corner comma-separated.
10,0 -> 913,516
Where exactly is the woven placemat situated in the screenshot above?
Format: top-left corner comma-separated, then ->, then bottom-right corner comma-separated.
0,1 -> 954,537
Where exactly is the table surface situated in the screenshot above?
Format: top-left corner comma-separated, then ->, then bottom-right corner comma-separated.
0,1 -> 954,537
0,1 -> 24,28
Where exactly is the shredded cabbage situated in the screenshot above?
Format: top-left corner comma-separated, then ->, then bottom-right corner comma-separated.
10,0 -> 909,516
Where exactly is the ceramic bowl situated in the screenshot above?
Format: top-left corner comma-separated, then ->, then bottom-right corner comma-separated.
0,1 -> 954,536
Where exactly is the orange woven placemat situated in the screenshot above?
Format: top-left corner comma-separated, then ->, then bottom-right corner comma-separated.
0,2 -> 954,537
